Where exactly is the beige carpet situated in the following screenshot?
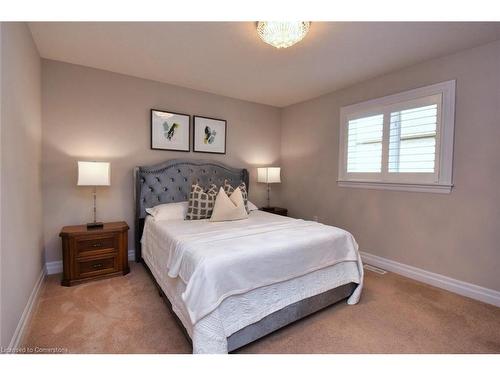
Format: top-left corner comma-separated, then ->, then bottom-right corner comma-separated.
22,262 -> 500,354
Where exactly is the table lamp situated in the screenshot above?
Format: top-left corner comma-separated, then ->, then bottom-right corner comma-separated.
257,167 -> 281,208
77,161 -> 110,229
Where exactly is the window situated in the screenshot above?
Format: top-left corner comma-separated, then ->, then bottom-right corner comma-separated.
338,81 -> 455,193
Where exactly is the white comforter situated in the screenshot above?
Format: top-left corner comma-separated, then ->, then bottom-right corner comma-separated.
142,211 -> 363,326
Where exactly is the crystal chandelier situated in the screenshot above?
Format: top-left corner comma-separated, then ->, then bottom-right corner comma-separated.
257,22 -> 310,49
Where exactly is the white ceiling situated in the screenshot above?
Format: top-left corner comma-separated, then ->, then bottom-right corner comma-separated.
29,22 -> 500,107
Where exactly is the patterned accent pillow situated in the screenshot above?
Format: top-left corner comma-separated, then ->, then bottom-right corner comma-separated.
223,179 -> 248,211
186,183 -> 218,220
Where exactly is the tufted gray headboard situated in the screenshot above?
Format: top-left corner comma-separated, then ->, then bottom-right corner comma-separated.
134,158 -> 249,261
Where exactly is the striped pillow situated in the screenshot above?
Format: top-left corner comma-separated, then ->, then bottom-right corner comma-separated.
186,183 -> 218,220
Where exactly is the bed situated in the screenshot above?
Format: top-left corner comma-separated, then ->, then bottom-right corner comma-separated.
135,159 -> 363,353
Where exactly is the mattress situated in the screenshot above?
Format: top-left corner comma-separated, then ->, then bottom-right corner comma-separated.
141,211 -> 363,353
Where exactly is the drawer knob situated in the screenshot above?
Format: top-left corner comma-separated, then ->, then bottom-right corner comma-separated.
91,243 -> 103,247
92,263 -> 103,269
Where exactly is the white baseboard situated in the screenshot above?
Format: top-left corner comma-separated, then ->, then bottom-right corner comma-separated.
128,249 -> 135,260
361,251 -> 500,307
45,249 -> 136,275
7,267 -> 46,350
45,260 -> 62,275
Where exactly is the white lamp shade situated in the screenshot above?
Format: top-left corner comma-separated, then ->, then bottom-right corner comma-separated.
77,161 -> 111,186
257,167 -> 281,183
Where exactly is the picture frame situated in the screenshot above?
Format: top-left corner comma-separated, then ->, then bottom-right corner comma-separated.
151,109 -> 190,152
193,115 -> 227,154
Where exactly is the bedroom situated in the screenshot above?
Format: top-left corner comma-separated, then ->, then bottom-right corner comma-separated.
1,1 -> 499,372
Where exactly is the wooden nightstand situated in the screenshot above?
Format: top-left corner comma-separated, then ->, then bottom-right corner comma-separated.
260,206 -> 288,217
59,221 -> 130,286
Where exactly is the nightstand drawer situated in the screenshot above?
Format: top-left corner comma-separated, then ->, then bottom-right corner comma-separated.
76,234 -> 117,256
76,255 -> 118,278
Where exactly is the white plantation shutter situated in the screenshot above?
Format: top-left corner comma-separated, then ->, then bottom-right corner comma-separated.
347,114 -> 384,173
338,81 -> 455,193
388,103 -> 438,173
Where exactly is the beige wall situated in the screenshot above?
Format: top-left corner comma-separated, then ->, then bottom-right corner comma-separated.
42,60 -> 282,262
0,23 -> 43,347
280,40 -> 500,291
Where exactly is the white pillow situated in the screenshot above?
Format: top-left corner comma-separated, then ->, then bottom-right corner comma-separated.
247,201 -> 258,211
145,201 -> 188,221
210,187 -> 248,222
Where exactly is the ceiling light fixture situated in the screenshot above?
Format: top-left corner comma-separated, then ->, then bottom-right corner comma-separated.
257,21 -> 310,49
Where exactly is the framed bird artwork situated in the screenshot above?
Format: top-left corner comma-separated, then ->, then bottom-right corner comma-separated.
151,109 -> 190,152
193,115 -> 227,154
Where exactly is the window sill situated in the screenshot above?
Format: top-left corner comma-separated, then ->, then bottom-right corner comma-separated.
337,180 -> 453,194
